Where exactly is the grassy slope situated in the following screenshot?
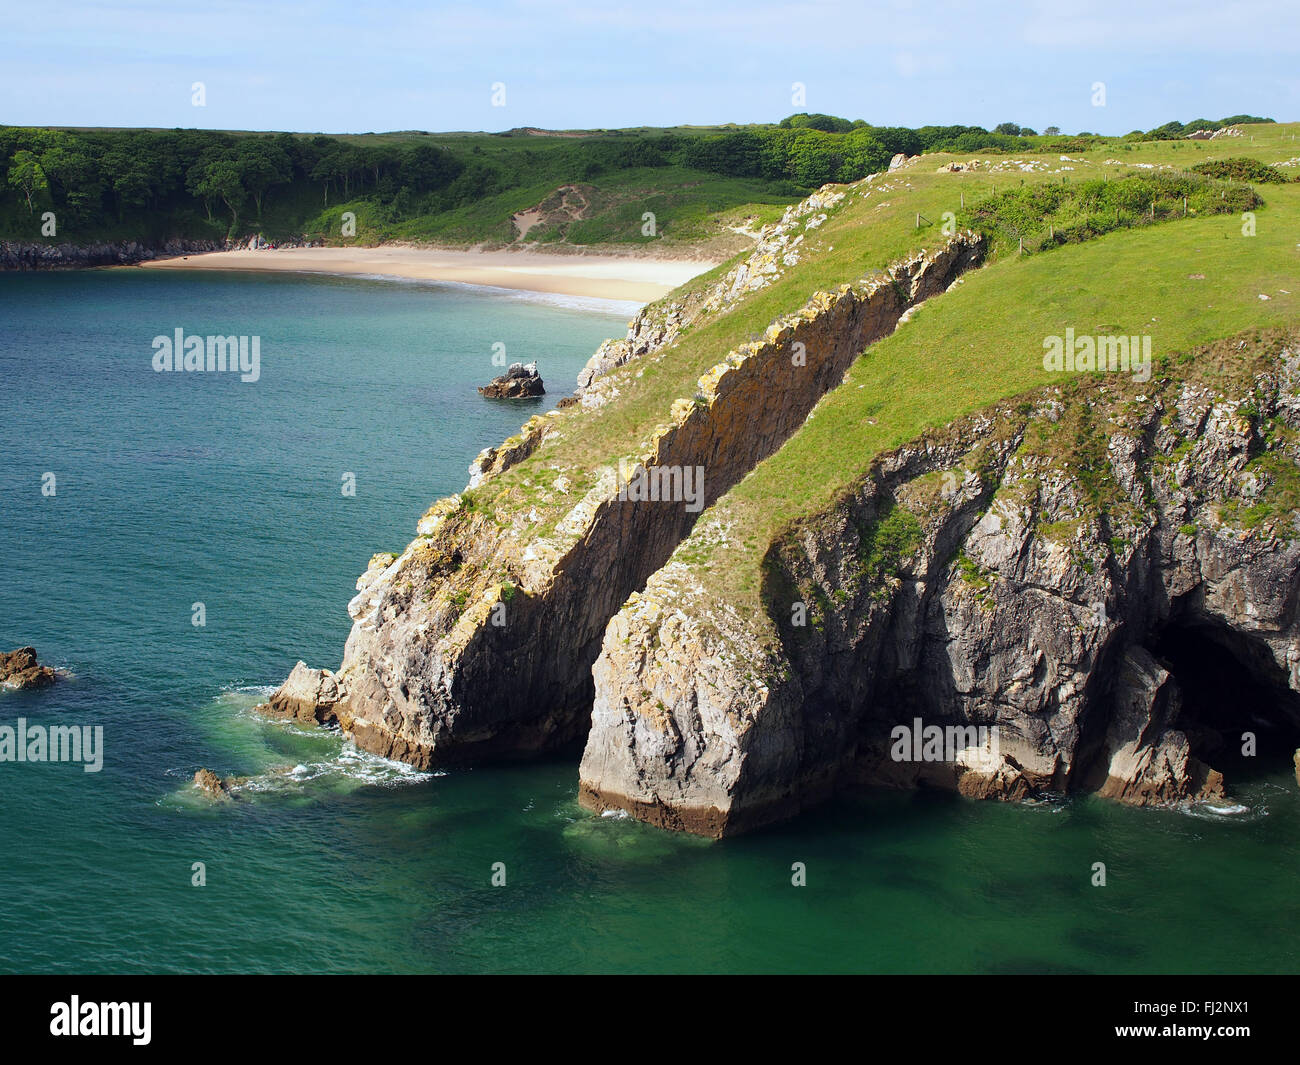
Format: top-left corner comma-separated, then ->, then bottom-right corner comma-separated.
267,128 -> 803,248
680,123 -> 1300,607
475,123 -> 1299,552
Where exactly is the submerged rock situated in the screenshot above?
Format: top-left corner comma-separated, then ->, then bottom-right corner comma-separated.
193,765 -> 292,800
479,362 -> 544,399
193,768 -> 232,800
0,647 -> 57,689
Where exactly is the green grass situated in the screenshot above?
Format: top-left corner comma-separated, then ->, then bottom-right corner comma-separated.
685,180 -> 1299,605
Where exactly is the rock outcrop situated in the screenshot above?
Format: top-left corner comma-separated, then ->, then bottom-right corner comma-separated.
0,647 -> 57,689
192,766 -> 282,800
479,362 -> 545,399
0,238 -> 225,270
252,661 -> 341,726
571,184 -> 850,410
193,768 -> 233,800
1090,647 -> 1224,805
281,232 -> 986,769
579,334 -> 1300,835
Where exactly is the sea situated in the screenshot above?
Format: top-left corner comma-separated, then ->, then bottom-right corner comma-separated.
0,268 -> 1296,973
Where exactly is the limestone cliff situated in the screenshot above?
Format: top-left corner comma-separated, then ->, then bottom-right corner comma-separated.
263,229 -> 986,767
579,333 -> 1300,835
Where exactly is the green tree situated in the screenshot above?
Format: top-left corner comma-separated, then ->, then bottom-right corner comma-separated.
400,143 -> 460,192
237,140 -> 292,218
787,130 -> 843,186
8,149 -> 48,212
187,156 -> 245,230
38,136 -> 101,222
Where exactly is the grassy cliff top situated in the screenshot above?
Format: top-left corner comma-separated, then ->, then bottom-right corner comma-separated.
674,124 -> 1300,609
466,123 -> 1299,555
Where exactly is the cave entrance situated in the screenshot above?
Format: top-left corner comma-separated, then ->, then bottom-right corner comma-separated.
1151,619 -> 1300,782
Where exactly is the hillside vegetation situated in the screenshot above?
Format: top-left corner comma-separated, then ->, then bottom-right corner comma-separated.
478,122 -> 1299,533
0,113 -> 1277,251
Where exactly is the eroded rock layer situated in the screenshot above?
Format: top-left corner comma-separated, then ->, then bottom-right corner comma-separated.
279,233 -> 986,767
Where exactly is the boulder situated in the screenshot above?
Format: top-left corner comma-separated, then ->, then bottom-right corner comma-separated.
193,768 -> 231,800
479,362 -> 544,399
253,661 -> 341,726
0,646 -> 57,689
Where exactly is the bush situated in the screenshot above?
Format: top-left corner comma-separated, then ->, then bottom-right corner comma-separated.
1191,157 -> 1293,184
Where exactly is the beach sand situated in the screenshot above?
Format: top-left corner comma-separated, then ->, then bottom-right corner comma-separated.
137,245 -> 719,303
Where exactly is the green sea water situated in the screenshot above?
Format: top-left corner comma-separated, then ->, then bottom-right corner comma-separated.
0,269 -> 1296,974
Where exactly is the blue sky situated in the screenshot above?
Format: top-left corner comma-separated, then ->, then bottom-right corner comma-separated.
5,0 -> 1297,134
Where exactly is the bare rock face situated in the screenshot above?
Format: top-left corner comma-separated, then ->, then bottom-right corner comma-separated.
0,238 -> 224,270
479,362 -> 544,399
573,184 -> 854,409
1294,748 -> 1300,786
253,661 -> 341,726
319,234 -> 986,770
1092,647 -> 1224,805
0,647 -> 57,689
580,335 -> 1300,835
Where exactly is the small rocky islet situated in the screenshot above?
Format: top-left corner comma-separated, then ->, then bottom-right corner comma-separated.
0,647 -> 57,690
478,361 -> 545,399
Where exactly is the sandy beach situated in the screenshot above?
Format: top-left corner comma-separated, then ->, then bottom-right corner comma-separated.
137,245 -> 720,303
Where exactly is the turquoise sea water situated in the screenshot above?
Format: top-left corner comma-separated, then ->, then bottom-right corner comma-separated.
0,269 -> 1296,974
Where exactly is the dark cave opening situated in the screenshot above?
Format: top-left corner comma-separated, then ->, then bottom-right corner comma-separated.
1151,619 -> 1300,780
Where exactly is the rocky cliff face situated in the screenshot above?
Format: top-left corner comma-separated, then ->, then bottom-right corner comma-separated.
571,185 -> 848,408
0,238 -> 226,269
272,232 -> 986,768
579,334 -> 1300,835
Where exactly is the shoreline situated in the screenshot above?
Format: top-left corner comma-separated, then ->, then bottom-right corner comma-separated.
133,244 -> 721,303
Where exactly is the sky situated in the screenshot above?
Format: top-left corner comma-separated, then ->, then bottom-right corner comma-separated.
4,0 -> 1297,135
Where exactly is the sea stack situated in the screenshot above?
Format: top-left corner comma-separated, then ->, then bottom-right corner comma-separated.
479,361 -> 544,398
